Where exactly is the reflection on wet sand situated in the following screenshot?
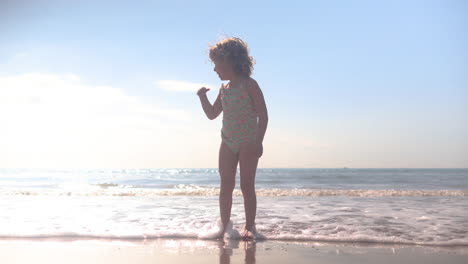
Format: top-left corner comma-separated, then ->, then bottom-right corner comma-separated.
219,240 -> 256,264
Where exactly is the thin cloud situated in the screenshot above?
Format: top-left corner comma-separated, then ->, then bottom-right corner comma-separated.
0,72 -> 198,168
155,80 -> 218,92
0,73 -> 190,121
14,52 -> 29,58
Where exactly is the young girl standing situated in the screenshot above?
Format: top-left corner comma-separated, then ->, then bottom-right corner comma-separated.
197,37 -> 268,239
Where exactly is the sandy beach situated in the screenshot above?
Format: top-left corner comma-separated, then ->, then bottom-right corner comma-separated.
1,238 -> 468,264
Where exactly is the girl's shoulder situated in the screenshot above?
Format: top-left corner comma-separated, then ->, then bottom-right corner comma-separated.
236,76 -> 254,88
243,77 -> 260,92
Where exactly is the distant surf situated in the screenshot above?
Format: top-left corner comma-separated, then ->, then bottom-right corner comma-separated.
1,186 -> 467,197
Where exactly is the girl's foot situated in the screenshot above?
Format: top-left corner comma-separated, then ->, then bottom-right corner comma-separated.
241,225 -> 256,240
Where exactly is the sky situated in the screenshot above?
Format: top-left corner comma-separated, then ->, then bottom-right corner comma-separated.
0,0 -> 467,169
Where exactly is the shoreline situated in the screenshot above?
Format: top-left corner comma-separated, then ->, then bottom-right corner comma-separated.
1,238 -> 467,264
0,236 -> 467,247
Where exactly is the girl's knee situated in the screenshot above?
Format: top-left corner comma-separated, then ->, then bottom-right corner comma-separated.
220,182 -> 235,194
240,182 -> 255,196
219,170 -> 236,187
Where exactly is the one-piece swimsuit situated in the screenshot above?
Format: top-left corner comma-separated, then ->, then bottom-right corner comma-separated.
220,79 -> 258,154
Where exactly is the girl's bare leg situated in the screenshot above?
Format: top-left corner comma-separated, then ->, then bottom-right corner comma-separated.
219,141 -> 239,233
239,143 -> 259,232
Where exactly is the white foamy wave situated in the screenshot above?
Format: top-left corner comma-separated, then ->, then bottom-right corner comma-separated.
0,194 -> 467,247
254,234 -> 468,246
197,218 -> 227,239
0,231 -> 467,246
1,186 -> 467,197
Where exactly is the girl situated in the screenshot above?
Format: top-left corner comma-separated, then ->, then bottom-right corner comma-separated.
197,37 -> 268,240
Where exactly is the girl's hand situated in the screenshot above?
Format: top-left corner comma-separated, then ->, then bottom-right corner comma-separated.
255,142 -> 263,158
197,87 -> 210,96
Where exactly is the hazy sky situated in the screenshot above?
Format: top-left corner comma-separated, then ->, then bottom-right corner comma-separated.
1,0 -> 467,168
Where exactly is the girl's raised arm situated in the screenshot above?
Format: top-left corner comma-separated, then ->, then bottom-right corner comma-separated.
197,87 -> 222,120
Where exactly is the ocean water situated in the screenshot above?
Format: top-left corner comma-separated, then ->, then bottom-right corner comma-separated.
0,168 -> 467,246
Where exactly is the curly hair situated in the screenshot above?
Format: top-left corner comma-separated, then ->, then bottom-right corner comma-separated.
209,37 -> 255,77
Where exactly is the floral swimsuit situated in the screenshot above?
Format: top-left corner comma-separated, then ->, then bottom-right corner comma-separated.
220,79 -> 258,154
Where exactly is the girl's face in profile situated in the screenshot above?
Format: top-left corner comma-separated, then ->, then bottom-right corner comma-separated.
212,58 -> 233,81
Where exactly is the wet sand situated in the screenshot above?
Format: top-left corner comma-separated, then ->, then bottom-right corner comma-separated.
1,238 -> 468,264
